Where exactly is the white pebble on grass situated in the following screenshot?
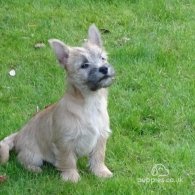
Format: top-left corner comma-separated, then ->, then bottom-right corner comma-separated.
9,69 -> 16,77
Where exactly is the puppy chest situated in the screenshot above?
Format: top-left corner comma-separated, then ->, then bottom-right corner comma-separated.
75,126 -> 100,156
74,102 -> 108,156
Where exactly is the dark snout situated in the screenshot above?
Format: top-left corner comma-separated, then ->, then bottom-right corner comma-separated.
99,64 -> 115,76
87,64 -> 115,91
99,66 -> 108,75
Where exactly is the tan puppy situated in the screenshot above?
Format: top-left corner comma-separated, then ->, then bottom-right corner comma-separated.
0,24 -> 115,182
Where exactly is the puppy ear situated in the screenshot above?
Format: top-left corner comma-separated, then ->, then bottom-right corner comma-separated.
48,39 -> 69,68
88,24 -> 102,48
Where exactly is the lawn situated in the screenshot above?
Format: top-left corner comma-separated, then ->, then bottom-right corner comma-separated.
0,0 -> 195,194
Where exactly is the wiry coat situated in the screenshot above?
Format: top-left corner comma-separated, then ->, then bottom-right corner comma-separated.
0,25 -> 115,182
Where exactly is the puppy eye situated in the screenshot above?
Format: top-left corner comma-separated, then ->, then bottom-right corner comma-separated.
81,63 -> 89,69
101,57 -> 106,61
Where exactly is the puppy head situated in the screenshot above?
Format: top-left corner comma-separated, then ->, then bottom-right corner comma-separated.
49,24 -> 115,91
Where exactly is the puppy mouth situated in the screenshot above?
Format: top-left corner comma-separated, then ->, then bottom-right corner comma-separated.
86,72 -> 115,91
98,74 -> 115,82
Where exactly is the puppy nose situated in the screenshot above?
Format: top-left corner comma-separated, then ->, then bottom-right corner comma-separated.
99,66 -> 108,75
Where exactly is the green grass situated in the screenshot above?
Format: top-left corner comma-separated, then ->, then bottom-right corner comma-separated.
0,0 -> 195,194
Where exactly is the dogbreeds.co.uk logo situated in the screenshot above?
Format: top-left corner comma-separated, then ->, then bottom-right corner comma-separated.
137,164 -> 183,184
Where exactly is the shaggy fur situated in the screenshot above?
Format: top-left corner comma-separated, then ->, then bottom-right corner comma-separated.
0,24 -> 115,182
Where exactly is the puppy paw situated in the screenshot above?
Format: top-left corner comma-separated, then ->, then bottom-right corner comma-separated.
26,165 -> 42,173
91,164 -> 113,178
61,169 -> 80,183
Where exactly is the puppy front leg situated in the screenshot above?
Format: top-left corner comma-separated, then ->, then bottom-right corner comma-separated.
55,150 -> 80,183
89,136 -> 113,178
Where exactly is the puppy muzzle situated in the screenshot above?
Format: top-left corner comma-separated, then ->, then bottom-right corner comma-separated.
87,65 -> 115,91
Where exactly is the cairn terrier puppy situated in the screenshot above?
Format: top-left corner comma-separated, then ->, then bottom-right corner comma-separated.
0,24 -> 115,182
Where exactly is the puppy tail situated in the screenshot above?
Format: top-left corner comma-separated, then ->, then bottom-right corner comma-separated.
0,133 -> 17,164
